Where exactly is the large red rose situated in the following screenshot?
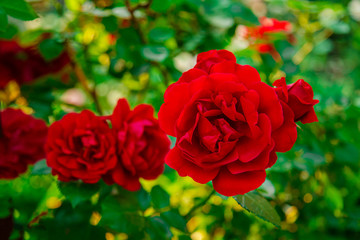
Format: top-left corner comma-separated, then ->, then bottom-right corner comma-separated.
46,110 -> 117,183
103,99 -> 170,191
158,50 -> 317,196
0,38 -> 70,88
274,77 -> 319,124
0,108 -> 47,179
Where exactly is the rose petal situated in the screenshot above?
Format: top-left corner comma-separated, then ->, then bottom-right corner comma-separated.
237,114 -> 271,162
272,102 -> 297,152
159,83 -> 191,136
250,82 -> 283,130
212,168 -> 266,196
227,140 -> 274,174
165,147 -> 219,184
112,98 -> 131,130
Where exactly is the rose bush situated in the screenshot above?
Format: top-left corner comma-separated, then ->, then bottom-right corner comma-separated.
159,50 -> 318,196
103,99 -> 170,191
46,110 -> 117,183
0,108 -> 47,179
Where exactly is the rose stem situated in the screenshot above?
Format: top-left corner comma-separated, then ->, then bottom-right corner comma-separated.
185,189 -> 216,220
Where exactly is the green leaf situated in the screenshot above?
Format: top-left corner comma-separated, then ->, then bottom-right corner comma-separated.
102,15 -> 118,33
330,21 -> 350,34
150,185 -> 170,209
0,7 -> 8,31
137,188 -> 151,211
150,0 -> 172,13
58,182 -> 100,208
100,196 -> 145,235
325,185 -> 344,210
233,191 -> 281,228
39,38 -> 65,61
147,216 -> 173,240
0,0 -> 38,21
0,24 -> 17,39
160,210 -> 188,232
149,27 -> 175,42
141,46 -> 169,62
0,198 -> 11,218
229,2 -> 259,24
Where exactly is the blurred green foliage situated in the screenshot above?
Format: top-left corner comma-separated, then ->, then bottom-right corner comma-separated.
1,0 -> 360,239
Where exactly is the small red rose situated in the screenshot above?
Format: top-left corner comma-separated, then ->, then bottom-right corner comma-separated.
46,110 -> 117,183
0,108 -> 47,179
159,50 -> 318,196
274,77 -> 319,124
103,99 -> 170,191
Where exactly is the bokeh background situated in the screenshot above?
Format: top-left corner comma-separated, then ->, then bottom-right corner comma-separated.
1,0 -> 360,239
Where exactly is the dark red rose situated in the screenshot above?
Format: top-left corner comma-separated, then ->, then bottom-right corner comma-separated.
0,39 -> 70,88
103,99 -> 170,191
158,50 -> 311,196
46,110 -> 117,183
0,108 -> 47,179
274,77 -> 319,124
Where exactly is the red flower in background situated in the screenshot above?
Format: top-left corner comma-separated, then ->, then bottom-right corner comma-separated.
0,38 -> 70,88
103,99 -> 170,191
158,50 -> 318,196
46,110 -> 117,183
245,17 -> 292,39
0,108 -> 47,179
243,17 -> 294,61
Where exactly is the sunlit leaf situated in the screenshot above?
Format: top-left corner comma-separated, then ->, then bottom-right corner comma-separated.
150,185 -> 170,209
233,191 -> 281,228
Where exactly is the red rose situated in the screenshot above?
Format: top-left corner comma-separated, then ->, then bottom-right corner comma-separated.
274,77 -> 319,124
46,110 -> 117,183
158,50 -> 310,196
0,108 -> 47,179
257,17 -> 292,36
245,17 -> 292,40
243,17 -> 294,62
103,99 -> 170,191
0,39 -> 70,88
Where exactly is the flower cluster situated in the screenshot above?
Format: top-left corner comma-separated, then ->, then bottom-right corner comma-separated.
243,17 -> 295,61
0,38 -> 70,89
45,99 -> 170,191
158,50 -> 318,196
0,108 -> 48,179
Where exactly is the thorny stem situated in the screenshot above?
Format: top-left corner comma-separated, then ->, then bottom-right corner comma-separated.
185,189 -> 216,220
